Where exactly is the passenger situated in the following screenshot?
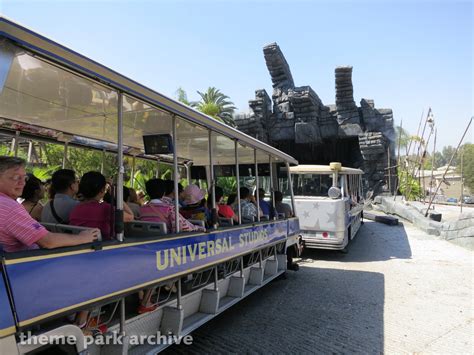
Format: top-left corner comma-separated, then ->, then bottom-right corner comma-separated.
180,184 -> 208,222
255,188 -> 272,218
233,187 -> 260,222
227,193 -> 237,206
0,157 -> 98,253
41,169 -> 79,224
121,186 -> 137,221
20,174 -> 45,221
69,172 -> 114,240
178,183 -> 185,206
139,179 -> 205,233
127,187 -> 141,218
162,180 -> 177,206
273,191 -> 293,218
214,186 -> 238,223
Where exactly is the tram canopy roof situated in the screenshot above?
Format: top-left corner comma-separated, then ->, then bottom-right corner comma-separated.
0,17 -> 298,166
289,165 -> 363,174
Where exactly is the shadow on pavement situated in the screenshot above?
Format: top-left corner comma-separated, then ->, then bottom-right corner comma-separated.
164,268 -> 384,354
300,220 -> 412,263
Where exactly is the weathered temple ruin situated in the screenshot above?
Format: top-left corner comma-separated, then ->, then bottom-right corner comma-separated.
234,43 -> 396,194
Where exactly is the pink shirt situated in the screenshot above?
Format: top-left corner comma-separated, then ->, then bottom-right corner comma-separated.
70,200 -> 113,240
0,192 -> 48,252
140,200 -> 204,234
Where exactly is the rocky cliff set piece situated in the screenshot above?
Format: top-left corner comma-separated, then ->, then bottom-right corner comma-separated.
235,43 -> 396,194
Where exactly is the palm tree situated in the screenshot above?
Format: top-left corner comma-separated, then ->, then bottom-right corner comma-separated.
192,87 -> 237,127
395,125 -> 410,156
175,87 -> 191,106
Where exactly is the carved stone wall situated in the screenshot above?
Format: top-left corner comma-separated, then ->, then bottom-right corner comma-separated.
235,43 -> 396,194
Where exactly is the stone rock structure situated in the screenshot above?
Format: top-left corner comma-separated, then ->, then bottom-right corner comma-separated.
235,43 -> 396,194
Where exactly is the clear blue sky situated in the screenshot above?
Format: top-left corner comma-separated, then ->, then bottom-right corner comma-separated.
1,0 -> 472,149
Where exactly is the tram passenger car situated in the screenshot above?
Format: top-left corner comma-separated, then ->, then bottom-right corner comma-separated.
286,163 -> 363,251
0,17 -> 300,354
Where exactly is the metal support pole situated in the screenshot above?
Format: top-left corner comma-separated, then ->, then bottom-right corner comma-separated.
11,131 -> 20,157
172,116 -> 180,233
177,278 -> 182,310
208,130 -> 216,227
254,149 -> 260,222
286,162 -> 296,217
120,298 -> 126,336
235,140 -> 241,225
186,162 -> 192,184
155,158 -> 160,178
62,142 -> 68,169
425,117 -> 472,216
100,149 -> 106,174
131,155 -> 136,188
460,147 -> 464,214
430,128 -> 437,205
214,266 -> 218,291
387,147 -> 391,194
269,156 -> 276,219
116,92 -> 125,242
27,141 -> 33,163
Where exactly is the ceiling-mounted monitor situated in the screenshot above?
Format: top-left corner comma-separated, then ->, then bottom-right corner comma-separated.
143,134 -> 173,155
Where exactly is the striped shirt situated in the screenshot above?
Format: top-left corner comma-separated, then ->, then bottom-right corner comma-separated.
0,192 -> 48,252
140,199 -> 204,234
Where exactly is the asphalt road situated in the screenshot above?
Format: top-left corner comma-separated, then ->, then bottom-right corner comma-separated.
166,220 -> 473,354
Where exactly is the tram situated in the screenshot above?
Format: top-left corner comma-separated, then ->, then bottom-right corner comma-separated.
0,17 -> 300,354
285,163 -> 363,251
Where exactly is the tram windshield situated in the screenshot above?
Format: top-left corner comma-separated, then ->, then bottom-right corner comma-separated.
292,174 -> 334,197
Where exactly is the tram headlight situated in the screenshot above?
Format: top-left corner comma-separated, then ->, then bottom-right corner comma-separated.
328,186 -> 341,199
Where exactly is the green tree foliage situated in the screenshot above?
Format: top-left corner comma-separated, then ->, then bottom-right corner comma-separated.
192,87 -> 237,127
459,143 -> 474,192
175,87 -> 191,106
441,145 -> 457,166
395,125 -> 410,154
398,169 -> 422,200
216,177 -> 237,197
175,87 -> 237,127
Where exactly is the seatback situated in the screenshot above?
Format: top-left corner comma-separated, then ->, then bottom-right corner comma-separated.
242,216 -> 255,224
218,217 -> 233,227
124,221 -> 168,238
41,223 -> 103,241
188,219 -> 206,228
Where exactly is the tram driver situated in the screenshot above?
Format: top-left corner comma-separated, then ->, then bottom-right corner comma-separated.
0,156 -> 99,253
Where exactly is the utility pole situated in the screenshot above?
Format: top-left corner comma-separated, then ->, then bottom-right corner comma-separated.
460,146 -> 464,214
430,129 -> 437,209
425,117 -> 473,216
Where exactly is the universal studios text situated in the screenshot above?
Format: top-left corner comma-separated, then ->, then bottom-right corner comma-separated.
19,331 -> 193,347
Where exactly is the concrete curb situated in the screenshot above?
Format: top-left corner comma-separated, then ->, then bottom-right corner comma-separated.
373,196 -> 474,250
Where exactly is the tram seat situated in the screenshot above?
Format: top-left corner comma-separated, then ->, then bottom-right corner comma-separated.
261,215 -> 270,221
41,223 -> 103,241
218,217 -> 233,227
124,221 -> 167,238
188,219 -> 206,228
242,216 -> 255,224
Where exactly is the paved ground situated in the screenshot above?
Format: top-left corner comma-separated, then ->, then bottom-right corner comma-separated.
166,220 -> 473,354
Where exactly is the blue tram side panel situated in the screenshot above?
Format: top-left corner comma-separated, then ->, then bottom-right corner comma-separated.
0,271 -> 15,336
288,218 -> 300,236
4,222 -> 288,327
